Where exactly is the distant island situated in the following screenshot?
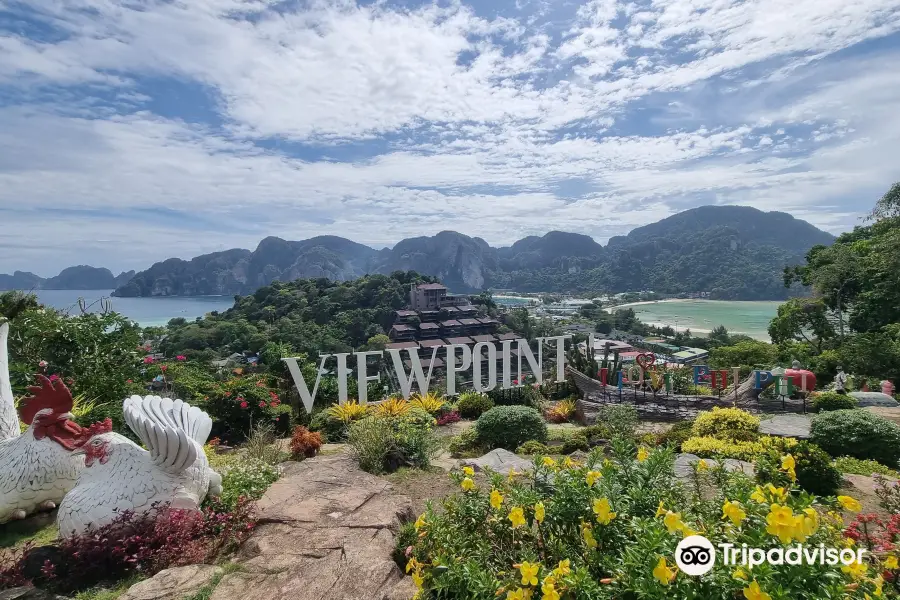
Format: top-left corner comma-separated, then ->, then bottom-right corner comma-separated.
1,205 -> 835,300
0,265 -> 135,292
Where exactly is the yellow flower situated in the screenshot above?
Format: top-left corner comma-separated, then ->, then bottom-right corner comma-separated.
540,581 -> 560,600
543,457 -> 557,469
838,495 -> 862,512
722,500 -> 747,526
766,484 -> 788,503
637,447 -> 650,462
461,477 -> 476,491
766,504 -> 797,544
508,468 -> 521,482
593,497 -> 617,525
411,570 -> 424,589
406,558 -> 420,574
509,506 -> 526,529
697,459 -> 709,471
563,456 -> 577,469
874,574 -> 885,597
664,511 -> 685,534
781,454 -> 796,472
534,502 -> 545,523
519,561 -> 540,586
743,580 -> 772,600
506,588 -> 528,600
732,568 -> 748,580
585,470 -> 602,486
655,501 -> 666,518
750,486 -> 768,503
414,514 -> 426,531
542,574 -> 556,587
793,508 -> 819,542
553,559 -> 571,577
884,555 -> 898,570
463,466 -> 475,477
491,489 -> 505,510
842,560 -> 868,579
652,557 -> 676,585
581,523 -> 598,549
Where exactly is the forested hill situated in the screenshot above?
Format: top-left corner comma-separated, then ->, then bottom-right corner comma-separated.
12,205 -> 834,300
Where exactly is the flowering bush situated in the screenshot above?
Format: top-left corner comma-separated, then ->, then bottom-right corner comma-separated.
201,374 -> 292,443
404,440 -> 883,599
215,457 -> 281,511
436,411 -> 461,426
691,406 -> 760,441
755,440 -> 843,497
289,425 -> 323,459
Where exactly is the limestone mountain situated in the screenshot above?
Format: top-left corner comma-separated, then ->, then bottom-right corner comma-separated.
497,231 -> 605,270
0,266 -> 135,291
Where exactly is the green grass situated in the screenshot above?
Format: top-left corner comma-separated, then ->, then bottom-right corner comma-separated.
183,563 -> 245,600
73,575 -> 145,600
835,456 -> 900,478
0,512 -> 58,549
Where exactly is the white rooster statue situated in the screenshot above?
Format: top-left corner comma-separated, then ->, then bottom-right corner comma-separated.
0,322 -> 112,524
57,395 -> 223,537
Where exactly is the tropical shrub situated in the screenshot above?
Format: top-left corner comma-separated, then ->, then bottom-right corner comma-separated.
544,398 -> 576,423
599,404 -> 638,439
682,435 -> 797,462
811,409 -> 900,467
487,384 -> 543,409
475,406 -> 547,450
289,425 -> 323,459
436,411 -> 461,426
656,420 -> 694,451
328,400 -> 370,422
201,374 -> 292,443
6,499 -> 255,594
215,457 -> 281,511
457,391 -> 494,419
448,427 -> 484,458
310,401 -> 369,442
560,432 -> 590,454
348,412 -> 438,474
410,392 -> 446,415
812,391 -> 858,412
517,440 -> 550,455
691,406 -> 760,441
374,397 -> 410,417
755,440 -> 843,497
404,441 -> 875,599
835,456 -> 899,478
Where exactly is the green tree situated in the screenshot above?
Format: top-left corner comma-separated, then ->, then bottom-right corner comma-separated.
365,334 -> 391,351
868,181 -> 900,221
709,340 -> 776,375
767,298 -> 836,353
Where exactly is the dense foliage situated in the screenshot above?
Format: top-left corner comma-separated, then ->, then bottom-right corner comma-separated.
810,409 -> 900,467
755,440 -> 842,497
475,406 -> 547,450
347,410 -> 438,474
404,440 -> 882,599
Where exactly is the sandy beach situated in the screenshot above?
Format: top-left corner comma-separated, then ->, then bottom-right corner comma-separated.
603,298 -> 692,313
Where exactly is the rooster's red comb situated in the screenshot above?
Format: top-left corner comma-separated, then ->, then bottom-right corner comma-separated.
87,418 -> 113,436
18,374 -> 74,425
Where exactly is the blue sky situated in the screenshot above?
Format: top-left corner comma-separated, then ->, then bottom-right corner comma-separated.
1,0 -> 899,276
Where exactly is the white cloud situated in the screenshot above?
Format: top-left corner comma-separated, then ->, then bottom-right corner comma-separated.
1,0 -> 899,274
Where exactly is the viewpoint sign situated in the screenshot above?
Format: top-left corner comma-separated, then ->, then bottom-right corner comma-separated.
282,336 -> 572,413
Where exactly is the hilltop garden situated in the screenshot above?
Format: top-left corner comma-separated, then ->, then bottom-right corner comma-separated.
1,187 -> 900,599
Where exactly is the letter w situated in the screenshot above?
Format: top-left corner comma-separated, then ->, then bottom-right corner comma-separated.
387,347 -> 438,399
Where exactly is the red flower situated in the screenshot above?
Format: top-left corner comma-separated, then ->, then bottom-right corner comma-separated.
127,379 -> 133,384
269,391 -> 279,400
256,381 -> 265,387
49,374 -> 60,382
270,401 -> 279,408
258,401 -> 266,408
224,392 -> 232,398
176,355 -> 186,361
240,401 -> 248,409
160,365 -> 168,372
143,356 -> 154,364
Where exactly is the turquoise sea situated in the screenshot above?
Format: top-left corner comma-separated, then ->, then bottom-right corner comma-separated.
24,290 -> 237,327
615,300 -> 783,341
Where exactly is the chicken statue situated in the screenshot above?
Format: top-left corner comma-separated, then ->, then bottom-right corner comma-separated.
57,395 -> 223,536
0,322 -> 112,524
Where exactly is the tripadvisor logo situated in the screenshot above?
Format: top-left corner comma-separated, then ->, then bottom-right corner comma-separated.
675,535 -> 865,577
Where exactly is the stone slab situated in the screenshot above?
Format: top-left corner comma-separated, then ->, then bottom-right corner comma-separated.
850,392 -> 899,407
119,565 -> 223,600
759,414 -> 811,439
460,449 -> 534,474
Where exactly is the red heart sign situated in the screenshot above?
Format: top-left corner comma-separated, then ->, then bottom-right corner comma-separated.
636,352 -> 657,370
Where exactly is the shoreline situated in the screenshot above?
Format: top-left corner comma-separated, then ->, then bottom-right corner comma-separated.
603,298 -> 694,313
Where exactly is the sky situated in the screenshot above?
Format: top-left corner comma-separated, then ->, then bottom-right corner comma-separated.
1,0 -> 899,277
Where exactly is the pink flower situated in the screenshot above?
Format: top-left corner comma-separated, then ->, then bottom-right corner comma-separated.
240,401 -> 248,409
49,374 -> 60,382
126,379 -> 133,384
38,360 -> 48,368
224,392 -> 232,398
269,391 -> 279,401
270,401 -> 279,408
143,356 -> 154,364
160,365 -> 167,372
275,417 -> 280,422
256,381 -> 266,388
258,401 -> 266,408
176,355 -> 186,361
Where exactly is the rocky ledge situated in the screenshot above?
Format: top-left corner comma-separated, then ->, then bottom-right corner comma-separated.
118,452 -> 417,600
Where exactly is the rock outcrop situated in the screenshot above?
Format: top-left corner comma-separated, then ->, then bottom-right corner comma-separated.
119,565 -> 223,600
119,452 -> 416,600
